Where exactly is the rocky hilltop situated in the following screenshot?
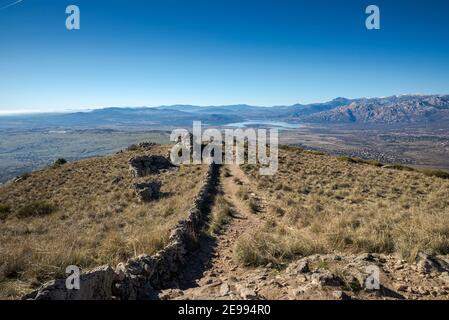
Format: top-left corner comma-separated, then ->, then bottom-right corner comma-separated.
301,95 -> 449,124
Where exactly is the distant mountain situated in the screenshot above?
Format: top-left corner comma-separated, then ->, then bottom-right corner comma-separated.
301,95 -> 449,124
1,95 -> 448,130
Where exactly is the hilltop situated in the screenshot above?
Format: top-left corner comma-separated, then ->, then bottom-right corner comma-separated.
2,143 -> 449,300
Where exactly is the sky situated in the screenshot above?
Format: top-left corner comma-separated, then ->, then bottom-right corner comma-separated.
0,0 -> 449,113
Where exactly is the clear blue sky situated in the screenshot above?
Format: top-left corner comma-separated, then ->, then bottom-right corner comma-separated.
1,0 -> 449,113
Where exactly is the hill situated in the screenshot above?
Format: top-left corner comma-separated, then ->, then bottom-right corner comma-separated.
302,95 -> 449,124
2,95 -> 449,131
2,143 -> 449,300
0,144 -> 208,299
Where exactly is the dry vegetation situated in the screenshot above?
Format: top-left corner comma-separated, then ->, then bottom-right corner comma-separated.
238,146 -> 449,266
0,145 -> 207,299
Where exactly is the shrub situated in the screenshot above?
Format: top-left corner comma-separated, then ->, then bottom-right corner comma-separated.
126,144 -> 139,151
54,158 -> 67,166
0,204 -> 11,219
384,163 -> 415,171
337,156 -> 357,163
364,159 -> 384,167
233,229 -> 323,266
17,201 -> 56,218
209,198 -> 233,234
420,169 -> 449,179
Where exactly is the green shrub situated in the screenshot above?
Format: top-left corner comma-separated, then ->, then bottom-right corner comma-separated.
17,201 -> 56,218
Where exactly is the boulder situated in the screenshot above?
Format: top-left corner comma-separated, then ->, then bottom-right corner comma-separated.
24,265 -> 116,300
134,181 -> 162,202
311,270 -> 343,287
129,155 -> 174,177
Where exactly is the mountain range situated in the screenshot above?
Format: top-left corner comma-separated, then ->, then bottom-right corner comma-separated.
1,95 -> 448,130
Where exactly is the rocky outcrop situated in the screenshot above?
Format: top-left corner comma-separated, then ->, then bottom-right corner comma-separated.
134,181 -> 161,202
23,164 -> 219,300
129,155 -> 174,177
23,265 -> 116,300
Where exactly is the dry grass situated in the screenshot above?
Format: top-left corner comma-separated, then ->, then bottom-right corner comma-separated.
0,145 -> 208,299
240,146 -> 449,265
208,196 -> 234,235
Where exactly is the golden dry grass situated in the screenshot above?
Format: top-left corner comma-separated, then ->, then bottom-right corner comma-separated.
238,146 -> 449,266
0,145 -> 208,299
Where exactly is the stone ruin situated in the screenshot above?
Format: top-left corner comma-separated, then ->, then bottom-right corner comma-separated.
23,164 -> 220,300
128,155 -> 174,177
134,181 -> 161,202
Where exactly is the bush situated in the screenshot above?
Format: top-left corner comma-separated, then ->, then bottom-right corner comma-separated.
17,201 -> 56,218
54,158 -> 67,166
0,204 -> 11,219
420,169 -> 449,179
337,156 -> 384,167
337,156 -> 362,164
364,159 -> 383,167
209,198 -> 233,234
233,229 -> 323,266
384,163 -> 415,171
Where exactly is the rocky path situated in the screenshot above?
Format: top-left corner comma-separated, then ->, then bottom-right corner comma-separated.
158,165 -> 449,301
159,165 -> 268,300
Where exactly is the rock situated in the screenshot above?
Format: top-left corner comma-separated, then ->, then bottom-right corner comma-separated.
220,282 -> 230,296
356,253 -> 376,262
115,263 -> 127,281
239,287 -> 258,300
417,286 -> 430,295
332,290 -> 351,300
287,259 -> 310,274
129,155 -> 174,177
311,271 -> 342,287
134,181 -> 162,202
159,289 -> 184,300
24,265 -> 115,300
417,254 -> 449,274
395,284 -> 409,292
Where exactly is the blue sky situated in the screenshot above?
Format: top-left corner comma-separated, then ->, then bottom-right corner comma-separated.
1,0 -> 449,113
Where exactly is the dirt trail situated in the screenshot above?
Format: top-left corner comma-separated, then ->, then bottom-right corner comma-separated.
158,164 -> 449,301
159,165 -> 267,300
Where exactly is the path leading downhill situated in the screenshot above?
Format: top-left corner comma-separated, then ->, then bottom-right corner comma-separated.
158,164 -> 268,300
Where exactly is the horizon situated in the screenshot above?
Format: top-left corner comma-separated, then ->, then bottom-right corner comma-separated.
1,0 -> 449,113
0,92 -> 447,116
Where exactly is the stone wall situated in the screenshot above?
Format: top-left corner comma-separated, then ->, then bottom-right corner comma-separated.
23,164 -> 220,300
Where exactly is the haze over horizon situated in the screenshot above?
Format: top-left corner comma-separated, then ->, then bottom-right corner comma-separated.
1,0 -> 449,113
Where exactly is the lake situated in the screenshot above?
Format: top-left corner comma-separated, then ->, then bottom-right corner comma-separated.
224,120 -> 300,129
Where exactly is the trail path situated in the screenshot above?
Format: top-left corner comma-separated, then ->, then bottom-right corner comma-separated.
159,165 -> 268,300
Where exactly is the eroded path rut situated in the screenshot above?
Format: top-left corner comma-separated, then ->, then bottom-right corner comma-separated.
159,165 -> 267,300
